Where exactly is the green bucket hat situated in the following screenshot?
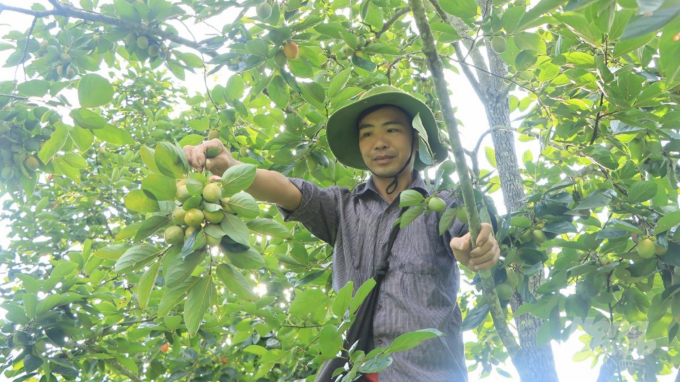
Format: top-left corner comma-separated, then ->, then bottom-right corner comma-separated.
326,85 -> 448,171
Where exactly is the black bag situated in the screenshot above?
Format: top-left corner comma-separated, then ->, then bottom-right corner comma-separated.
315,207 -> 407,382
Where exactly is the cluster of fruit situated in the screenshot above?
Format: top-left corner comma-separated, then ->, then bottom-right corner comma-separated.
123,32 -> 165,62
0,120 -> 45,182
164,177 -> 232,247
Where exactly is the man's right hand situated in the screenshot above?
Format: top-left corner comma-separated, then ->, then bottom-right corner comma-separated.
183,139 -> 237,176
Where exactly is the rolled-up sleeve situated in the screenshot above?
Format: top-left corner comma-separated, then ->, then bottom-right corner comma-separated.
276,178 -> 343,245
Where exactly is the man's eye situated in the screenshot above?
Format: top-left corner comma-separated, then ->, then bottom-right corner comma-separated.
362,132 -> 372,137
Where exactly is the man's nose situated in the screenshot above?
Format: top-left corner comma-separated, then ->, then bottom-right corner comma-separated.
373,135 -> 389,150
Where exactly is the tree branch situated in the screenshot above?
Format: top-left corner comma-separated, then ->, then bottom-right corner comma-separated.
0,3 -> 218,57
408,0 -> 521,358
106,359 -> 143,382
376,7 -> 410,38
452,42 -> 486,104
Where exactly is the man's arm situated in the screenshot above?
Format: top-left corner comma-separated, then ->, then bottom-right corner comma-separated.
183,139 -> 302,212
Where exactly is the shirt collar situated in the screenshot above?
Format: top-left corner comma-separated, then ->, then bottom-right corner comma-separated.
353,170 -> 431,197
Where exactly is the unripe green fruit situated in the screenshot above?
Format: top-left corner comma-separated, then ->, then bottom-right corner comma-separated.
504,269 -> 518,288
220,197 -> 234,214
456,208 -> 468,224
428,196 -> 446,212
239,146 -> 248,157
23,138 -> 41,152
274,51 -> 287,67
164,226 -> 184,245
206,234 -> 221,245
204,209 -> 224,224
203,183 -> 222,203
1,167 -> 14,180
340,45 -> 354,57
35,340 -> 47,353
256,3 -> 272,19
637,238 -> 656,259
184,226 -> 197,239
184,208 -> 204,227
137,36 -> 149,50
148,45 -> 160,57
65,66 -> 76,79
654,244 -> 667,255
176,184 -> 191,202
519,229 -> 533,243
532,229 -> 546,244
60,53 -> 71,62
496,284 -> 513,301
25,156 -> 40,171
171,208 -> 186,225
490,36 -> 507,54
357,36 -> 367,48
207,130 -> 219,140
306,156 -> 317,172
206,147 -> 220,158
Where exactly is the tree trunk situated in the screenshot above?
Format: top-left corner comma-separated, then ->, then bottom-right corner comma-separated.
482,45 -> 560,382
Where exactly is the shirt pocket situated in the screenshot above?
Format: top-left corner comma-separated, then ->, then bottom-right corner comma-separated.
392,222 -> 438,275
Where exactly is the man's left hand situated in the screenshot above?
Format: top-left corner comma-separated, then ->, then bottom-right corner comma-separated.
449,223 -> 500,272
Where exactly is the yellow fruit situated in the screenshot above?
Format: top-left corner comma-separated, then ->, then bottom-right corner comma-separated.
25,156 -> 40,171
184,209 -> 204,227
176,184 -> 191,202
171,208 -> 186,225
137,36 -> 149,49
637,238 -> 656,259
283,42 -> 299,59
428,197 -> 446,212
203,183 -> 222,203
532,230 -> 546,244
256,3 -> 272,19
490,36 -> 507,54
60,53 -> 71,62
1,167 -> 14,180
239,146 -> 248,157
654,244 -> 667,255
208,130 -> 219,140
176,179 -> 187,186
456,208 -> 468,224
204,209 -> 224,224
496,284 -> 513,301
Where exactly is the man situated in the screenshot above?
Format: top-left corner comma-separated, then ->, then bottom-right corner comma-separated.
184,86 -> 500,381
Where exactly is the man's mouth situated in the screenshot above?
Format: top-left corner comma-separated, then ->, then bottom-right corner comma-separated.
374,155 -> 394,164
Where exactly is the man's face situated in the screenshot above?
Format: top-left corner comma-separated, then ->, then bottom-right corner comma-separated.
357,106 -> 416,178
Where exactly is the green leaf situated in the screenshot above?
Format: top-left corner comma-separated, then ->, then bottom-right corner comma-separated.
78,74 -> 114,108
113,0 -> 141,21
164,246 -> 206,288
628,181 -> 658,203
17,80 -> 50,97
289,288 -> 326,316
267,76 -> 289,108
387,328 -> 443,353
174,51 -> 203,68
660,17 -> 680,85
54,157 -> 81,184
350,278 -> 376,315
23,354 -> 43,374
399,190 -> 425,207
216,263 -> 258,301
613,32 -> 655,58
332,281 -> 353,317
226,247 -> 265,269
657,210 -> 680,233
221,164 -> 257,195
227,193 -> 260,219
221,213 -> 250,245
461,302 -> 490,331
439,207 -> 457,236
23,293 -> 37,319
400,205 -> 425,228
328,68 -> 351,98
137,260 -> 160,309
93,244 -> 132,260
439,0 -> 478,18
115,244 -> 160,274
92,124 -> 134,145
134,215 -> 168,242
124,190 -> 160,213
226,74 -> 245,100
543,221 -> 577,234
70,108 -> 107,129
155,142 -> 189,179
184,276 -> 212,336
287,57 -> 314,78
621,6 -> 680,40
246,218 -> 290,238
142,174 -> 177,201
158,276 -> 200,316
351,54 -> 376,72
363,2 -> 384,29
518,0 -> 565,31
38,123 -> 68,164
299,81 -> 326,111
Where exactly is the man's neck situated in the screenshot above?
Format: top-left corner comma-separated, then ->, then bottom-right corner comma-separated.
372,170 -> 415,204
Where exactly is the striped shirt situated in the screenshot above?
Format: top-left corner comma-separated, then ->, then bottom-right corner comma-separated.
278,171 -> 469,381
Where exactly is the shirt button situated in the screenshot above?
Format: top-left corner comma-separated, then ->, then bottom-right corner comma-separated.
377,304 -> 382,310
377,339 -> 383,345
379,240 -> 385,244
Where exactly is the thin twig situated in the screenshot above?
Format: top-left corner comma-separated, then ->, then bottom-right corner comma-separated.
0,94 -> 29,100
14,16 -> 38,84
177,20 -> 221,114
452,42 -> 486,103
106,359 -> 143,382
376,7 -> 410,38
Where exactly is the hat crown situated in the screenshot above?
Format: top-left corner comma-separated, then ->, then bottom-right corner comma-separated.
361,85 -> 404,99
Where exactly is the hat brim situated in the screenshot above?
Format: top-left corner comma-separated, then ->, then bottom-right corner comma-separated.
326,91 -> 448,171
